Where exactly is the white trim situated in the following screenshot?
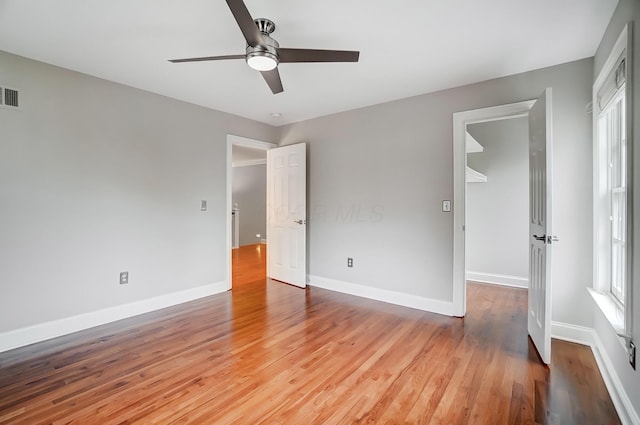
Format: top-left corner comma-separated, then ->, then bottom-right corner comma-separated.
466,271 -> 528,288
308,275 -> 454,316
550,320 -> 638,425
551,321 -> 595,346
0,281 -> 227,353
452,100 -> 536,316
591,332 -> 640,425
227,134 -> 276,150
260,238 -> 267,244
226,134 -> 276,290
593,25 -> 629,103
588,287 -> 626,336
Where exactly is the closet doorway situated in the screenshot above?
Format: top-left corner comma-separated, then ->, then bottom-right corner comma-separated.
452,91 -> 555,364
464,118 -> 529,290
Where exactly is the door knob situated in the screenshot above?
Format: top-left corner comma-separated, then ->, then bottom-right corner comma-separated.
533,234 -> 546,241
293,219 -> 306,225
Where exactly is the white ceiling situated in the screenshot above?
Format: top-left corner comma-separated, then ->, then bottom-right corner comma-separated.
0,0 -> 617,126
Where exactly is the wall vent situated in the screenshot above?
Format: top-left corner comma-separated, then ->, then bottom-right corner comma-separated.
0,86 -> 20,109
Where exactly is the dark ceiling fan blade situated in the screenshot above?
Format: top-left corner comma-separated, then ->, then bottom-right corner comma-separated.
260,68 -> 283,94
278,48 -> 360,63
225,0 -> 264,47
169,54 -> 245,63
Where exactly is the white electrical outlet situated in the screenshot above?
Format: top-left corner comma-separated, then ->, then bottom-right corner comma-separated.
442,200 -> 451,212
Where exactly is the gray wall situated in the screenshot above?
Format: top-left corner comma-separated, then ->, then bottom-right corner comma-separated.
0,50 -> 277,333
593,0 -> 640,415
0,48 -> 595,335
232,164 -> 266,246
466,117 -> 529,285
279,57 -> 594,327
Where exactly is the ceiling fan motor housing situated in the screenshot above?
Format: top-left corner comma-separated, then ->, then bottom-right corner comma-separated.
246,19 -> 279,68
246,36 -> 278,62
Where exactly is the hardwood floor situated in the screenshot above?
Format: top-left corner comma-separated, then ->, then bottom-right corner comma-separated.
0,244 -> 619,424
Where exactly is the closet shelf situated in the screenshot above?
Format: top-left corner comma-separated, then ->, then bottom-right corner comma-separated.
466,166 -> 487,183
466,132 -> 484,153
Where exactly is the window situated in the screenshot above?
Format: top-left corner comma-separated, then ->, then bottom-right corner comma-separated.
598,87 -> 626,305
592,25 -> 632,336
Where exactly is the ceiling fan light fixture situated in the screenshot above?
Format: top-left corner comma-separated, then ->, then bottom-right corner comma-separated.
247,51 -> 278,71
169,1 -> 360,95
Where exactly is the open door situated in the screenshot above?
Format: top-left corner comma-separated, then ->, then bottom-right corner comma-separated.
266,143 -> 307,288
528,88 -> 554,364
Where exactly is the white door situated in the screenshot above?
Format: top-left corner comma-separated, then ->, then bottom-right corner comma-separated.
528,88 -> 554,364
267,143 -> 307,288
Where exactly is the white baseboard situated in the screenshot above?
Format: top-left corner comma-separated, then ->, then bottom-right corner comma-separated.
590,332 -> 640,425
308,275 -> 454,316
551,321 -> 595,346
0,281 -> 228,354
260,239 -> 267,244
551,321 -> 639,425
466,271 -> 528,288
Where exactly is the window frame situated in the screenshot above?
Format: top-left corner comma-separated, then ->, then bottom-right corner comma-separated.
592,23 -> 633,338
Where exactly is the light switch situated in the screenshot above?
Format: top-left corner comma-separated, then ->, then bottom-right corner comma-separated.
442,200 -> 451,212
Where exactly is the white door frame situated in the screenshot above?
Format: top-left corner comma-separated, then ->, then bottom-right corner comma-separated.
226,134 -> 277,290
452,100 -> 536,316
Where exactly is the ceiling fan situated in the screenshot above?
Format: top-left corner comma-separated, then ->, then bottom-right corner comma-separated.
169,0 -> 360,94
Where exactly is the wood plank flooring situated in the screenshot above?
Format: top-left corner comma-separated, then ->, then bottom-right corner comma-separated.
0,244 -> 619,424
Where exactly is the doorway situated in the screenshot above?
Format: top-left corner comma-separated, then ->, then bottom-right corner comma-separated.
452,91 -> 554,364
226,135 -> 277,289
465,117 -> 529,289
452,100 -> 535,315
